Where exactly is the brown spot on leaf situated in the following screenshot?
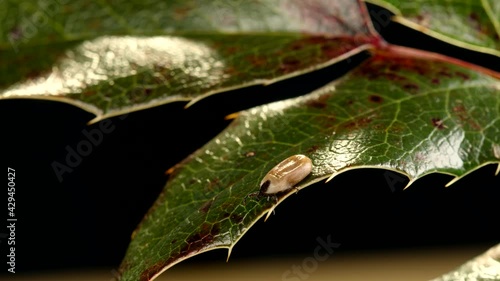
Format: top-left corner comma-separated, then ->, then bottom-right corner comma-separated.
206,178 -> 221,191
306,93 -> 330,109
144,219 -> 221,278
438,69 -> 452,78
230,214 -> 244,224
117,260 -> 131,279
283,57 -> 301,66
173,5 -> 194,20
468,12 -> 491,35
387,73 -> 407,81
373,123 -> 386,131
279,57 -> 304,73
453,104 -> 481,130
455,71 -> 469,80
431,118 -> 446,130
153,64 -> 169,73
313,114 -> 336,127
403,84 -> 419,91
369,95 -> 383,103
358,117 -> 373,126
358,60 -> 407,81
288,36 -> 370,61
246,55 -> 267,67
363,56 -> 466,91
9,26 -> 22,41
224,66 -> 239,75
199,199 -> 213,214
343,116 -> 373,129
306,100 -> 327,109
469,12 -> 479,21
389,64 -> 401,72
140,259 -> 169,281
25,69 -> 46,80
225,46 -> 240,54
307,145 -> 320,153
343,121 -> 355,129
290,41 -> 305,50
88,19 -> 102,30
180,223 -> 221,257
326,116 -> 336,123
82,90 -> 96,97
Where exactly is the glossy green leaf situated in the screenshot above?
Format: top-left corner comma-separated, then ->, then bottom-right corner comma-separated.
367,0 -> 500,56
0,0 -> 372,45
0,0 -> 377,123
431,243 -> 500,281
117,54 -> 500,281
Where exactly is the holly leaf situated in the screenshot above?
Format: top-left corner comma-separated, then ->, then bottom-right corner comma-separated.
0,0 -> 377,123
366,0 -> 500,56
117,53 -> 500,280
431,243 -> 500,281
3,1 -> 499,280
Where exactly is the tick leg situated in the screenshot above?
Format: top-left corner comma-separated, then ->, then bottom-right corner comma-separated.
243,191 -> 260,204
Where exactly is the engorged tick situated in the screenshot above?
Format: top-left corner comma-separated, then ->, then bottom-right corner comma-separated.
245,154 -> 313,203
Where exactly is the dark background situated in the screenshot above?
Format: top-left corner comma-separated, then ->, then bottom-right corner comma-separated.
1,3 -> 499,276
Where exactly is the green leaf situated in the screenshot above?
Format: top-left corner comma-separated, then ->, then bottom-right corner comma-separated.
3,1 -> 499,280
0,0 -> 377,123
431,243 -> 500,281
0,0 -> 372,44
366,0 -> 500,56
117,53 -> 500,281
